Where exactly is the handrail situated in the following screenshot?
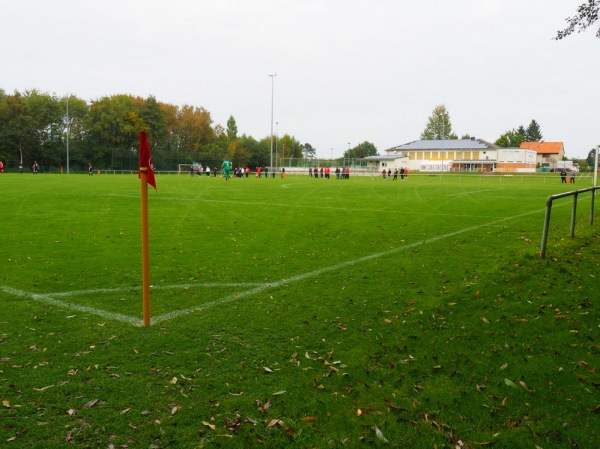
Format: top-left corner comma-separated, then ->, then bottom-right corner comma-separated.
540,187 -> 599,258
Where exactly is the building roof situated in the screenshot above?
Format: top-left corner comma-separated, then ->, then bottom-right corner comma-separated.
519,142 -> 564,154
387,138 -> 497,152
364,155 -> 407,161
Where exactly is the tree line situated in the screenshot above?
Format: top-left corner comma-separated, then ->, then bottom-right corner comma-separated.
2,90 -> 594,173
1,89 -> 372,173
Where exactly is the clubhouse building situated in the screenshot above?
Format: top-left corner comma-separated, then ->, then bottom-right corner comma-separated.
364,138 -> 539,173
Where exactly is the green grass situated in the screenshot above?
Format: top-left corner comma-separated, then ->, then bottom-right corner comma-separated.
1,172 -> 598,448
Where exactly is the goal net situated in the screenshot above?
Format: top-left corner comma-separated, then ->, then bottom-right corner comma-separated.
177,164 -> 193,174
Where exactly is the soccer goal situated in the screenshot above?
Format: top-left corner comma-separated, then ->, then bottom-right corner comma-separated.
177,164 -> 193,174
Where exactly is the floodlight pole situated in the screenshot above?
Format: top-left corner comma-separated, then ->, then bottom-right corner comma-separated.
66,94 -> 70,174
347,142 -> 350,168
441,120 -> 445,175
594,145 -> 599,188
269,73 -> 277,171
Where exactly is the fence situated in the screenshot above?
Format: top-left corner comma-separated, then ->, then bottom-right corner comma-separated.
539,186 -> 599,258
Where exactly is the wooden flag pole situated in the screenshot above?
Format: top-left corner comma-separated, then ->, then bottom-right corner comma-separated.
140,168 -> 151,327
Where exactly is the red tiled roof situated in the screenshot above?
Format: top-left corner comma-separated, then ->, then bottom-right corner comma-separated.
519,142 -> 564,154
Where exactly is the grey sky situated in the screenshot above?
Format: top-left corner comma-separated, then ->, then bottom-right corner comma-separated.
2,0 -> 598,158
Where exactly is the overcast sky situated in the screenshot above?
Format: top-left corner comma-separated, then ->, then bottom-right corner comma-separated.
2,0 -> 598,159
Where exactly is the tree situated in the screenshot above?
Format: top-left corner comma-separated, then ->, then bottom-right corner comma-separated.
497,120 -> 543,146
344,141 -> 378,159
140,96 -> 168,153
226,115 -> 238,141
175,105 -> 214,157
302,143 -> 316,159
227,138 -> 251,168
277,134 -> 303,164
420,105 -> 458,140
586,147 -> 597,167
525,119 -> 543,142
495,129 -> 526,148
555,0 -> 600,39
0,92 -> 36,167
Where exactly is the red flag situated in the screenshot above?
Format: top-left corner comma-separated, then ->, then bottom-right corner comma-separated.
138,131 -> 157,190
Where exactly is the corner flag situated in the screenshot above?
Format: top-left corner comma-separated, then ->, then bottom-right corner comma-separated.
139,131 -> 157,190
138,131 -> 156,326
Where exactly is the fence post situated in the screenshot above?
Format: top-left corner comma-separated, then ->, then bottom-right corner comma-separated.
570,192 -> 578,238
591,189 -> 596,226
540,196 -> 553,258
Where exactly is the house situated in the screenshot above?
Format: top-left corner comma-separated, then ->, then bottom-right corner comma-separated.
380,138 -> 498,172
495,148 -> 537,173
519,142 -> 565,168
363,154 -> 408,172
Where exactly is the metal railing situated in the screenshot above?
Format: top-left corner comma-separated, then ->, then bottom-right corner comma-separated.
540,187 -> 599,258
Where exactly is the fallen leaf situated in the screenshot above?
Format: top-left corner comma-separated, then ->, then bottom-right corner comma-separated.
373,426 -> 388,443
272,390 -> 287,396
504,378 -> 517,388
519,380 -> 533,392
263,367 -> 273,373
502,396 -> 509,406
2,400 -> 10,408
202,421 -> 216,430
83,399 -> 99,409
266,419 -> 283,428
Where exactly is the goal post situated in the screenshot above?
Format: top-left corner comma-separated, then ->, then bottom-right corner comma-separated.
177,164 -> 193,174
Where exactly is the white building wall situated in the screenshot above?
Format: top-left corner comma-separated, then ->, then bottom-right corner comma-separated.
497,148 -> 536,164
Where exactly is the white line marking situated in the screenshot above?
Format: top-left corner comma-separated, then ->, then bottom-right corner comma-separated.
49,283 -> 265,298
0,286 -> 142,326
0,206 -> 551,326
150,208 -> 544,324
448,189 -> 497,196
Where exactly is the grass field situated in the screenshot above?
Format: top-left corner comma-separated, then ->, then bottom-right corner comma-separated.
1,172 -> 599,448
